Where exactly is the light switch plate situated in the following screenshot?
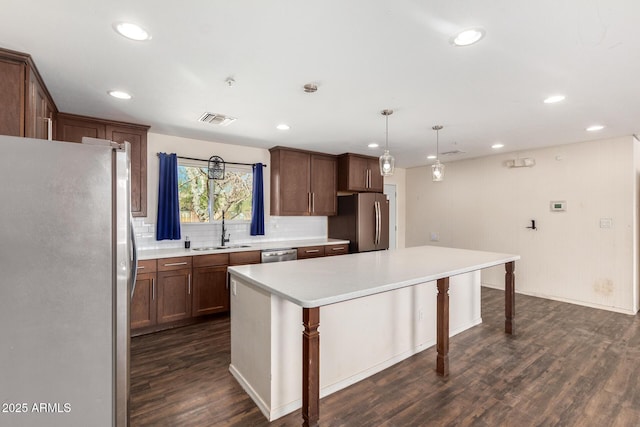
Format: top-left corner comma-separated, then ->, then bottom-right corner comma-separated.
600,218 -> 613,229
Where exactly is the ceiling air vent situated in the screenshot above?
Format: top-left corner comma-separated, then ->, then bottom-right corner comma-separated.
440,149 -> 466,156
198,112 -> 237,126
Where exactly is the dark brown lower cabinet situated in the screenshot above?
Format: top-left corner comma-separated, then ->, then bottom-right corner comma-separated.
131,248 -> 340,335
297,246 -> 326,259
156,256 -> 193,324
192,265 -> 229,316
131,272 -> 157,329
131,260 -> 157,329
157,268 -> 192,323
324,243 -> 349,256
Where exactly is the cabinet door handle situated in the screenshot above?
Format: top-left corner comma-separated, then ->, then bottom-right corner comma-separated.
151,278 -> 155,301
332,247 -> 344,251
188,274 -> 192,294
308,192 -> 312,213
45,117 -> 53,141
311,193 -> 315,213
368,169 -> 371,188
163,261 -> 188,267
137,266 -> 145,269
305,249 -> 320,253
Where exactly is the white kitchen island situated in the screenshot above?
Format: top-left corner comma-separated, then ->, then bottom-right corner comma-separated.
227,245 -> 519,426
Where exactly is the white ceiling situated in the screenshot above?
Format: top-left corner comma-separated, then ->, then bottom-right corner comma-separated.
2,0 -> 639,168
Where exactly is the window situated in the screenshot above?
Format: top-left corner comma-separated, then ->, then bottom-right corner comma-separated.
178,160 -> 253,223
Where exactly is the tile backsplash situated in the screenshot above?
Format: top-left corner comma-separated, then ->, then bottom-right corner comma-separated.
133,216 -> 328,250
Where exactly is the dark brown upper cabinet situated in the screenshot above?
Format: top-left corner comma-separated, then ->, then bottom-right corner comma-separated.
0,47 -> 57,140
56,113 -> 149,217
270,147 -> 337,216
337,153 -> 384,193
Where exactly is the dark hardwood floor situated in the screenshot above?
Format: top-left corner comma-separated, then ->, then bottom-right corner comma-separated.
130,288 -> 640,426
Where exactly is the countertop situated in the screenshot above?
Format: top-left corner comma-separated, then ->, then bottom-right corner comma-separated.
137,238 -> 349,260
228,245 -> 520,308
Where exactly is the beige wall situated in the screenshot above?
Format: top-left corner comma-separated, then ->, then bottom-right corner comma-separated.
405,136 -> 640,314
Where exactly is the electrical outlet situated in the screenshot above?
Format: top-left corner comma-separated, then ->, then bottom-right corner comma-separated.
430,232 -> 439,242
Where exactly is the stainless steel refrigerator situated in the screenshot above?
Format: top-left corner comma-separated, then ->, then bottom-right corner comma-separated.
328,193 -> 389,252
0,135 -> 134,426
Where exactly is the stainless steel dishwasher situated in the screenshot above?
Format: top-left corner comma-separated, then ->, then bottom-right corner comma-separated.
261,248 -> 297,263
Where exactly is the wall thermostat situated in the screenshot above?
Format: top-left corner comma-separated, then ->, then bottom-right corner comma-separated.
550,201 -> 566,212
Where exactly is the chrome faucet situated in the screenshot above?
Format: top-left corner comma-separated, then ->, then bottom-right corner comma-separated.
220,211 -> 230,246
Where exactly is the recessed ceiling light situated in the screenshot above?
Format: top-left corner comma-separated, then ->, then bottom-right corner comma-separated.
492,143 -> 504,149
451,28 -> 486,46
586,124 -> 605,132
113,22 -> 151,41
276,124 -> 290,131
368,143 -> 379,148
544,95 -> 566,104
108,90 -> 132,100
427,155 -> 437,160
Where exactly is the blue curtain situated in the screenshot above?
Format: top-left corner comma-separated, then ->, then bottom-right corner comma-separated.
156,153 -> 181,240
250,163 -> 265,235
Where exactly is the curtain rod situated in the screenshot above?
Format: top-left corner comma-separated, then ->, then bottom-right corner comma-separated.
157,153 -> 266,167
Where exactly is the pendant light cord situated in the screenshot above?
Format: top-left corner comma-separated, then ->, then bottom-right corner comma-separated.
432,125 -> 443,161
385,114 -> 389,150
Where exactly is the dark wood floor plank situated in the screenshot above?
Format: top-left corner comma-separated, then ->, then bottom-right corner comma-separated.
130,288 -> 640,426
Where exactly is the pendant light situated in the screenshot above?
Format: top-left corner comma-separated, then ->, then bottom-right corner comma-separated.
379,109 -> 395,176
432,125 -> 445,182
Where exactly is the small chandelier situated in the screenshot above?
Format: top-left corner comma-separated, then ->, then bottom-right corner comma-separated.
379,109 -> 395,177
431,125 -> 445,182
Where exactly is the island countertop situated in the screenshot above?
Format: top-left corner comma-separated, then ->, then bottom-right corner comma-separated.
228,245 -> 520,308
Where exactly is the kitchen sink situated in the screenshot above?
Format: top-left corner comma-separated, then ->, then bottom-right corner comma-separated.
192,245 -> 251,251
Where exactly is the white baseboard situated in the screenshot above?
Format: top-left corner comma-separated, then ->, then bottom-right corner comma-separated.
228,364 -> 272,421
482,283 -> 637,315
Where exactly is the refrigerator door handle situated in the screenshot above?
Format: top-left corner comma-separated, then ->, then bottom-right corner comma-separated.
130,215 -> 138,299
378,201 -> 381,245
374,200 -> 380,246
377,201 -> 381,245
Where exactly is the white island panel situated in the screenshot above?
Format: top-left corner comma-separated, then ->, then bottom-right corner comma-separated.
229,271 -> 481,421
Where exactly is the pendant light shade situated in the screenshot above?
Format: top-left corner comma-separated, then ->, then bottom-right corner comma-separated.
431,125 -> 445,182
379,109 -> 395,176
432,160 -> 445,182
